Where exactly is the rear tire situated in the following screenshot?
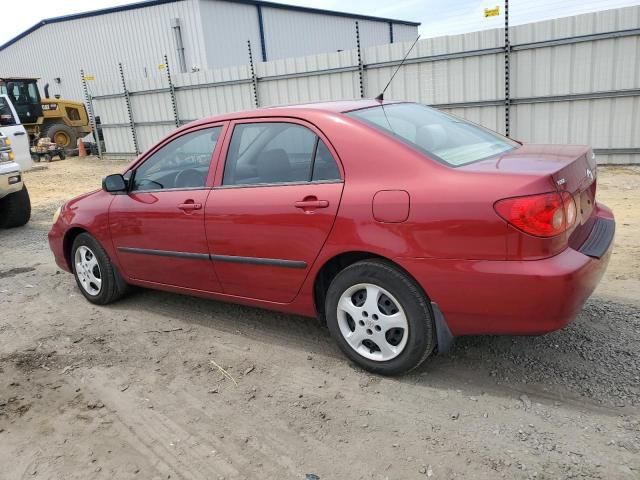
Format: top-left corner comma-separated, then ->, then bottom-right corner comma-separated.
325,259 -> 436,375
0,186 -> 31,228
71,233 -> 128,305
44,123 -> 76,149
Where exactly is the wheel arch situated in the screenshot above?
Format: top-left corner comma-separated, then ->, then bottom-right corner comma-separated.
63,226 -> 89,270
312,251 -> 430,322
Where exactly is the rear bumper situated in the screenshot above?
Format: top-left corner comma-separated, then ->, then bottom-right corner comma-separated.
397,206 -> 614,336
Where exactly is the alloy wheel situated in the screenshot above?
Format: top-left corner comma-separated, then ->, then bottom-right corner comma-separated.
336,283 -> 409,361
74,245 -> 102,295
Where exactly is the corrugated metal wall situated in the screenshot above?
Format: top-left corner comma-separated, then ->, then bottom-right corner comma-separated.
90,5 -> 639,164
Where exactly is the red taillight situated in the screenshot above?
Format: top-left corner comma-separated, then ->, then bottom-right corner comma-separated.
494,192 -> 576,238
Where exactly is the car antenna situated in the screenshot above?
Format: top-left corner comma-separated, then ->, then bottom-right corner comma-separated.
375,35 -> 421,102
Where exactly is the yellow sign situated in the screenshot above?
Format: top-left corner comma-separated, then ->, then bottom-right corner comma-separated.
83,75 -> 95,81
157,63 -> 166,70
484,6 -> 500,17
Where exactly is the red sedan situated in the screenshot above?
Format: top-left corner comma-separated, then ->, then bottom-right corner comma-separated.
48,101 -> 614,375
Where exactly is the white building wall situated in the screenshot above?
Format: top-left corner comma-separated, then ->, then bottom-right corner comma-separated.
0,0 -> 206,102
198,0 -> 262,67
260,7 -> 415,60
392,24 -> 419,43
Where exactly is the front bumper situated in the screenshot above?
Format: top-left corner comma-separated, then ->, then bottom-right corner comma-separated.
48,217 -> 71,273
0,161 -> 23,199
397,206 -> 615,336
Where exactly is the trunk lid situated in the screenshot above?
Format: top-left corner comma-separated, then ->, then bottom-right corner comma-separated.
461,144 -> 599,258
462,144 -> 597,209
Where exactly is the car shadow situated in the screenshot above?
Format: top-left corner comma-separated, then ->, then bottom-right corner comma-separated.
112,290 -> 639,409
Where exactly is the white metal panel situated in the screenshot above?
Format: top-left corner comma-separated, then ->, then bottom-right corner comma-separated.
511,5 -> 640,44
261,8 -> 357,60
260,7 -> 416,61
363,31 -> 503,104
392,24 -> 418,43
256,49 -> 360,106
198,0 -> 262,67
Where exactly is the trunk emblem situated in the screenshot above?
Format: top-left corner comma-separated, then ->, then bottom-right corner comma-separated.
586,168 -> 594,180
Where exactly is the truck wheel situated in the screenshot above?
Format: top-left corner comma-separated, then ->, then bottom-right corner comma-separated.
0,185 -> 31,228
44,123 -> 76,149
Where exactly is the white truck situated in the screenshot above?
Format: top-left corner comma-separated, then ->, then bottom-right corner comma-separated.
0,93 -> 31,171
0,94 -> 32,227
0,132 -> 30,228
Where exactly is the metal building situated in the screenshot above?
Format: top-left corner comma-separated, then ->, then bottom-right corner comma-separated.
0,0 -> 419,101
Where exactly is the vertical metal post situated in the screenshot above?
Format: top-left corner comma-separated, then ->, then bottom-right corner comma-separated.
164,54 -> 180,128
119,62 -> 139,155
80,69 -> 103,158
504,0 -> 511,137
356,21 -> 365,98
247,40 -> 259,108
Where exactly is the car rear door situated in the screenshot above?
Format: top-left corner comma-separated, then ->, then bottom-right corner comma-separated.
0,95 -> 32,171
109,124 -> 226,292
205,119 -> 344,303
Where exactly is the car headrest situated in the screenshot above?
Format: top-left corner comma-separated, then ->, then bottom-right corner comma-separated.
256,148 -> 290,183
416,124 -> 448,152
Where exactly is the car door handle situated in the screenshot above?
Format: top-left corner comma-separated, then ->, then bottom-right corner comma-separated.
294,197 -> 329,211
13,131 -> 25,136
178,201 -> 202,211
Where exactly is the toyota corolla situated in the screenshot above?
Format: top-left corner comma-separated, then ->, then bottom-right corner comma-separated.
48,100 -> 614,375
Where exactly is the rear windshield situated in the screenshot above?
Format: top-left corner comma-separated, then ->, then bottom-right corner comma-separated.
346,103 -> 518,166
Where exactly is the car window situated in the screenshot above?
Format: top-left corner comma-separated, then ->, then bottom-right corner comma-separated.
223,123 -> 317,186
312,140 -> 341,181
223,122 -> 341,186
347,103 -> 519,167
131,127 -> 222,192
0,97 -> 16,126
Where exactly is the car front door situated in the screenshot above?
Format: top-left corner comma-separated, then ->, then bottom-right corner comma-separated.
109,125 -> 225,292
205,119 -> 344,303
0,95 -> 32,171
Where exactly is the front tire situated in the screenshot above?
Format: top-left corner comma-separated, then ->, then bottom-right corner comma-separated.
0,186 -> 31,228
71,233 -> 127,305
325,259 -> 436,375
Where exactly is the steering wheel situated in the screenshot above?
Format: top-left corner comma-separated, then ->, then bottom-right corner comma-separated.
174,168 -> 204,188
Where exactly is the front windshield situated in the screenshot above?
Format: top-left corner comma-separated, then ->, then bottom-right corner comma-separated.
346,103 -> 518,166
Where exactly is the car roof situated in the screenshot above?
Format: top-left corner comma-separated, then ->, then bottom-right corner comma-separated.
186,99 -> 404,128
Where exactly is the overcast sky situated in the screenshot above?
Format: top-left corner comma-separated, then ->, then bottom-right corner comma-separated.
2,0 -> 639,45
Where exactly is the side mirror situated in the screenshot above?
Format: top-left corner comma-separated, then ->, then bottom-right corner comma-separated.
102,173 -> 127,193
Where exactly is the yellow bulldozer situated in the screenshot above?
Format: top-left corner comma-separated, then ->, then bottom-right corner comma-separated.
0,77 -> 92,149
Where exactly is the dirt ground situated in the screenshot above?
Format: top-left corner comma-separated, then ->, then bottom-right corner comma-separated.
0,156 -> 639,480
